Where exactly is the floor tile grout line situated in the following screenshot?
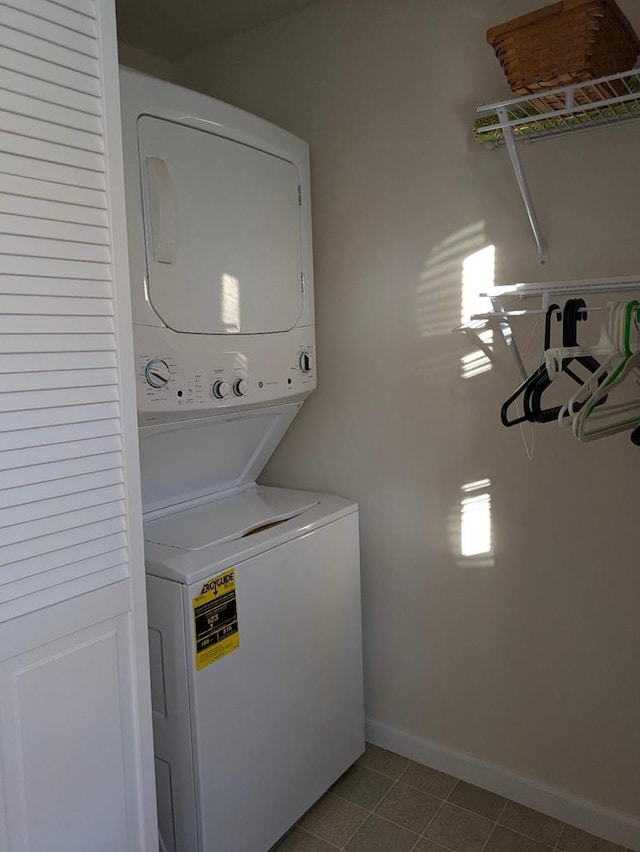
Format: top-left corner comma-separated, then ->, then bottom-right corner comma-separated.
553,821 -> 567,851
363,778 -> 405,843
329,769 -> 398,818
375,777 -> 399,806
480,820 -> 500,852
418,794 -> 448,840
495,822 -> 563,849
496,799 -> 510,821
338,797 -> 429,851
418,792 -> 565,852
354,768 -> 410,782
330,775 -> 467,818
337,798 -> 371,851
342,774 -> 487,849
366,758 -> 462,801
295,789 -> 371,851
400,778 -> 460,798
476,797 -> 509,852
475,795 -> 503,852
418,820 -> 489,852
357,745 -> 410,771
444,778 -> 460,802
395,759 -> 414,785
370,777 -> 399,812
431,797 -> 503,825
298,822 -> 347,850
496,798 -> 566,850
338,778 -> 420,851
354,759 -> 411,784
364,808 -> 424,835
295,824 -> 341,850
491,822 -> 564,851
407,835 -> 422,852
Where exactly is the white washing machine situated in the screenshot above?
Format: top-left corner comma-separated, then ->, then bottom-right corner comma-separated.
120,70 -> 365,852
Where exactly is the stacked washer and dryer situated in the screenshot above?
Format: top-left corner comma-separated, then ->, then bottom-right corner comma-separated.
120,70 -> 365,852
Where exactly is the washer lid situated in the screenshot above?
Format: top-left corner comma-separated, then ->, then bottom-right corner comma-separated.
144,487 -> 319,551
138,403 -> 302,514
138,115 -> 304,335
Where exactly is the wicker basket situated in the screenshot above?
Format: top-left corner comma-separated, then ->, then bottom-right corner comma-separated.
487,0 -> 640,96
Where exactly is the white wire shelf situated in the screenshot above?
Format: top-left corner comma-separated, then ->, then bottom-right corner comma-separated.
475,69 -> 640,147
474,69 -> 640,267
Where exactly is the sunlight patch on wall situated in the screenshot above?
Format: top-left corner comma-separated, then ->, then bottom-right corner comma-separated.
461,245 -> 495,324
460,479 -> 492,558
460,245 -> 495,379
461,329 -> 494,379
416,222 -> 486,339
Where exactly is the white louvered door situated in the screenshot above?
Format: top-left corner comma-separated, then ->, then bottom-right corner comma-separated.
0,0 -> 156,850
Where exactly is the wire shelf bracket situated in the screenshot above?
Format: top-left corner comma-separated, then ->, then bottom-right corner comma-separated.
476,69 -> 640,268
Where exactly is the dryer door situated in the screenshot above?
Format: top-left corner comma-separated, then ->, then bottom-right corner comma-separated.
137,116 -> 303,335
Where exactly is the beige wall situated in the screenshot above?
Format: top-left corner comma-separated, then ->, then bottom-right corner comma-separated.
174,0 -> 640,820
118,41 -> 174,81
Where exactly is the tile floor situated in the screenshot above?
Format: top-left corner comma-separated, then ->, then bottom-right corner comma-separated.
274,746 -> 631,852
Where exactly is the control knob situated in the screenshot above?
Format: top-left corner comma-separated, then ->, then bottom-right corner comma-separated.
144,358 -> 171,389
211,379 -> 231,399
233,378 -> 248,397
299,351 -> 312,373
212,380 -> 230,399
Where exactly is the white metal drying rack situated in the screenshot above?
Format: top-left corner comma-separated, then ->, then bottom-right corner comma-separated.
476,69 -> 640,267
455,276 -> 640,380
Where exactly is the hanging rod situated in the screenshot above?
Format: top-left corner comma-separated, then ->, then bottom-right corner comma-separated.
468,306 -> 608,321
482,275 -> 640,307
454,276 -> 640,379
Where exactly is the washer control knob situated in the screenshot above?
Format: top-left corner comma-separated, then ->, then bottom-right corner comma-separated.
212,380 -> 230,399
233,378 -> 248,397
145,358 -> 171,389
299,351 -> 312,373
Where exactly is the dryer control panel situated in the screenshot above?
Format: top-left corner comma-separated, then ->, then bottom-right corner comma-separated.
135,324 -> 315,425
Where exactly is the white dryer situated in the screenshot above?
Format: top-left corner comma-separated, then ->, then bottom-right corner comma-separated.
119,69 -> 365,852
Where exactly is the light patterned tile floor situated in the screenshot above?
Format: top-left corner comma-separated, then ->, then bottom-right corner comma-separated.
274,746 -> 633,852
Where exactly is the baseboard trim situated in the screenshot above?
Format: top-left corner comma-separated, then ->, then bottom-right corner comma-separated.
366,719 -> 640,851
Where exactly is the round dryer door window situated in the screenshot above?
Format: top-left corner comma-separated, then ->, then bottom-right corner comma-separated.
137,116 -> 304,335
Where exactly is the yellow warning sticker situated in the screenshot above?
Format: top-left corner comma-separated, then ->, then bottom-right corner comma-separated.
193,568 -> 239,670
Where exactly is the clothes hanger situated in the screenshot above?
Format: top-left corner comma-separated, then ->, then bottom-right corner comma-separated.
523,300 -> 575,423
524,298 -> 603,424
555,301 -> 621,427
572,300 -> 640,441
545,301 -> 621,383
500,303 -> 561,427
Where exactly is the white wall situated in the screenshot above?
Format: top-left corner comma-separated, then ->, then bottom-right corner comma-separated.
174,0 -> 640,827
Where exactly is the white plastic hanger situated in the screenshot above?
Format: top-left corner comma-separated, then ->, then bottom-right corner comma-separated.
571,301 -> 640,441
555,302 -> 623,427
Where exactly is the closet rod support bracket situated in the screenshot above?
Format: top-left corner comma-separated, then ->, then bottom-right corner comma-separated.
497,108 -> 549,267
